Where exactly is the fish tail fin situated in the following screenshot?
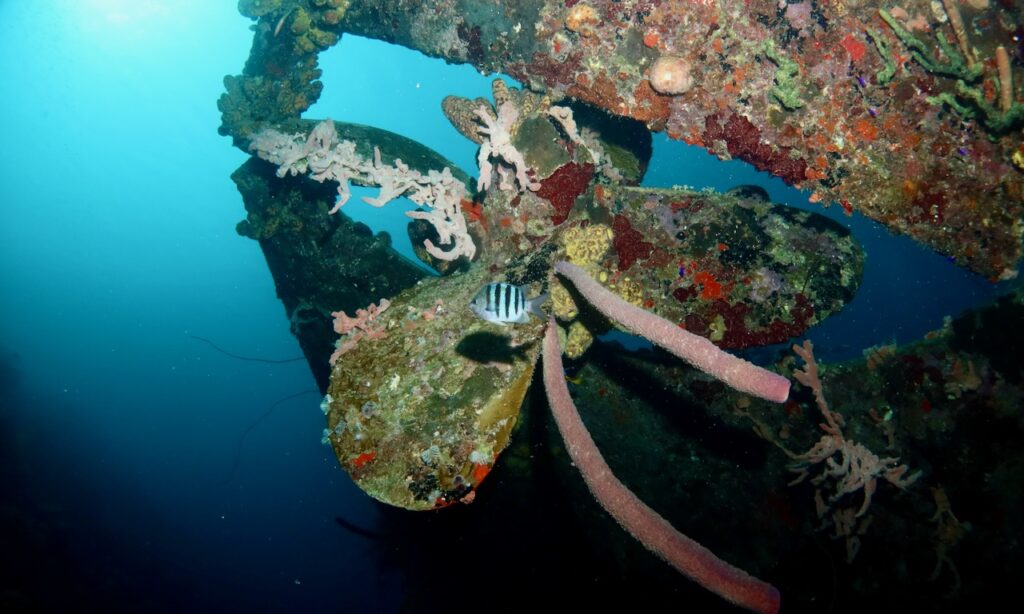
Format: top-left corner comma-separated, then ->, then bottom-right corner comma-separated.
528,293 -> 548,319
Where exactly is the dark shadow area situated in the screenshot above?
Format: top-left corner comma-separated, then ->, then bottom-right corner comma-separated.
329,371 -> 742,613
455,331 -> 534,364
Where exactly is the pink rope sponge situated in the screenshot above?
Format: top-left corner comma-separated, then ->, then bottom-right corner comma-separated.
543,320 -> 781,613
553,260 -> 790,403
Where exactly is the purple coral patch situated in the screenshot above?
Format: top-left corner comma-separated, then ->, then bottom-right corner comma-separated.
612,214 -> 654,271
703,112 -> 808,186
536,162 -> 594,225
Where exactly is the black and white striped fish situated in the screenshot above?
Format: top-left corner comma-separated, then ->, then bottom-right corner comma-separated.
469,282 -> 547,325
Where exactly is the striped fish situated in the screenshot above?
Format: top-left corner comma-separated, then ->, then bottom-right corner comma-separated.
469,282 -> 547,325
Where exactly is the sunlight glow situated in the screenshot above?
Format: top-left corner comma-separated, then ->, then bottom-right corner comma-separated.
73,0 -> 193,47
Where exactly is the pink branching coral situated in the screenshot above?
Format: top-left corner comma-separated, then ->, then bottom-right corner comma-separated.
329,298 -> 391,364
788,340 -> 921,560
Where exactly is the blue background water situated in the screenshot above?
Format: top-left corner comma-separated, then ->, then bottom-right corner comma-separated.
0,2 -> 1011,610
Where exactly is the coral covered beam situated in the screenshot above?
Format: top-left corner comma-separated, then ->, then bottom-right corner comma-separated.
554,261 -> 790,403
542,321 -> 781,613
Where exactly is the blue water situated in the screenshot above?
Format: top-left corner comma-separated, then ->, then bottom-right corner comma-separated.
0,2 -> 1012,611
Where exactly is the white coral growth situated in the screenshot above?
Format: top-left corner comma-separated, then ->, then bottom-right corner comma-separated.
250,119 -> 475,262
547,105 -> 622,182
475,102 -> 540,193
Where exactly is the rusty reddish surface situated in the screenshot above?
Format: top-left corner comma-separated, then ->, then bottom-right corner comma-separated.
335,0 -> 1023,279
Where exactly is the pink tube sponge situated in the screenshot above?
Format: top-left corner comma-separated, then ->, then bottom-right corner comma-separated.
554,261 -> 790,403
543,320 -> 781,613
